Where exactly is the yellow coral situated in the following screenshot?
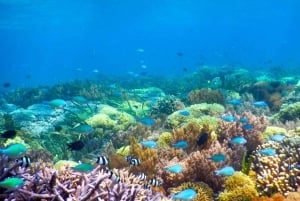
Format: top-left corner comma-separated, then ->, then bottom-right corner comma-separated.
86,113 -> 115,128
218,172 -> 258,201
170,182 -> 213,201
4,136 -> 30,148
157,132 -> 172,148
116,145 -> 131,156
262,126 -> 287,140
54,160 -> 78,172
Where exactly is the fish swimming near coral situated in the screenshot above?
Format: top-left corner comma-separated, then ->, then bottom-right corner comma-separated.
67,140 -> 85,151
258,148 -> 276,156
126,156 -> 141,166
148,178 -> 162,186
270,134 -> 285,142
207,154 -> 226,163
54,125 -> 63,132
172,140 -> 188,149
197,132 -> 209,146
253,101 -> 268,107
214,166 -> 235,176
0,177 -> 24,191
172,188 -> 197,200
178,110 -> 190,116
0,143 -> 27,158
137,117 -> 156,126
15,156 -> 31,168
230,136 -> 247,145
226,99 -> 241,105
221,115 -> 236,122
72,124 -> 94,135
239,117 -> 248,123
140,140 -> 157,148
242,124 -> 254,130
72,96 -> 88,105
48,99 -> 67,108
0,130 -> 17,138
164,164 -> 184,173
71,163 -> 94,173
137,172 -> 147,181
96,155 -> 109,166
105,168 -> 120,183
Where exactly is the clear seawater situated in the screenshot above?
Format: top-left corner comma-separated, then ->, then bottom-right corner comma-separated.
0,0 -> 299,88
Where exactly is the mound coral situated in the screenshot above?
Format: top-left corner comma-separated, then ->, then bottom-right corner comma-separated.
218,172 -> 258,201
273,102 -> 300,123
188,88 -> 225,105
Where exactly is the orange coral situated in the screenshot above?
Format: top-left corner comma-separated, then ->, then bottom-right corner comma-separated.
252,193 -> 285,201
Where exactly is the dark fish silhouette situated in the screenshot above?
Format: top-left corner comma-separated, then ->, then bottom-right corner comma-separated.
54,125 -> 63,132
67,140 -> 84,151
1,130 -> 17,138
3,82 -> 11,88
183,67 -> 188,72
177,52 -> 184,57
197,132 -> 208,146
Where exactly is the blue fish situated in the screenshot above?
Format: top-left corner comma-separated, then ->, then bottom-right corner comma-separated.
221,115 -> 235,122
72,124 -> 94,135
239,117 -> 248,123
253,101 -> 268,107
226,99 -> 241,105
164,164 -> 184,173
172,188 -> 197,200
48,99 -> 67,108
179,110 -> 190,116
215,166 -> 235,176
258,148 -> 276,156
230,136 -> 247,145
140,140 -> 157,148
207,154 -> 226,163
72,96 -> 88,104
242,124 -> 254,130
137,117 -> 155,126
270,134 -> 285,142
172,141 -> 188,149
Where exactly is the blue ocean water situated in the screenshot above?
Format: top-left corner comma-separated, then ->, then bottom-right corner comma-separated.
0,0 -> 299,88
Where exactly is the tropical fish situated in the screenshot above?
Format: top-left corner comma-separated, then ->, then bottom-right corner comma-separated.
172,141 -> 188,149
137,117 -> 156,126
221,115 -> 235,122
15,156 -> 31,168
0,177 -> 24,190
140,140 -> 157,148
230,136 -> 247,145
67,140 -> 84,151
226,99 -> 241,105
137,172 -> 147,181
48,99 -> 67,108
197,132 -> 208,146
72,124 -> 94,135
71,163 -> 94,173
96,155 -> 109,166
253,101 -> 268,107
258,148 -> 276,156
270,134 -> 285,142
164,164 -> 184,173
3,82 -> 11,88
54,125 -> 63,132
172,188 -> 197,200
207,154 -> 226,163
148,178 -> 162,186
0,143 -> 27,158
1,130 -> 17,138
239,117 -> 248,123
72,96 -> 88,104
242,124 -> 254,130
215,166 -> 235,176
179,110 -> 190,116
126,156 -> 141,166
105,168 -> 120,182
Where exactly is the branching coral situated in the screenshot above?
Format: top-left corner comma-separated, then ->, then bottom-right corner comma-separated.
218,172 -> 258,201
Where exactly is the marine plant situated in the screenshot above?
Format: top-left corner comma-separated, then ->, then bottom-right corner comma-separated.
218,172 -> 258,201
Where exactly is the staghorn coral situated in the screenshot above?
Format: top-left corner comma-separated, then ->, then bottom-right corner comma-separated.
169,182 -> 214,201
251,139 -> 300,196
188,88 -> 225,105
218,172 -> 258,201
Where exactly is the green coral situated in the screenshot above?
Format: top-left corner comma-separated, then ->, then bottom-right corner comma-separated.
86,113 -> 115,129
157,132 -> 172,148
189,103 -> 225,117
218,172 -> 258,201
273,102 -> 300,122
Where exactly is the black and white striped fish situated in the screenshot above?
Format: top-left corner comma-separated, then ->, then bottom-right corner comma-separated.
105,168 -> 120,183
96,155 -> 109,166
126,156 -> 141,166
137,172 -> 147,181
148,178 -> 162,187
15,156 -> 30,168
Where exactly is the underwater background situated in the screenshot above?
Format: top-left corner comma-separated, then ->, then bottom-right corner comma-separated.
1,0 -> 300,201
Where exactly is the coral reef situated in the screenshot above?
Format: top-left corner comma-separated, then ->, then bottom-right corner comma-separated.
150,95 -> 185,117
251,193 -> 285,201
218,172 -> 258,201
273,102 -> 300,123
188,88 -> 225,105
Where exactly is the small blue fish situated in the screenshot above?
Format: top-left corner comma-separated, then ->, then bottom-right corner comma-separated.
172,188 -> 197,200
72,124 -> 94,135
164,164 -> 184,173
226,99 -> 241,105
215,166 -> 235,176
230,136 -> 247,145
140,140 -> 157,148
253,101 -> 268,107
239,117 -> 248,123
270,134 -> 285,142
242,124 -> 254,130
221,115 -> 235,122
258,148 -> 276,156
172,141 -> 188,149
72,96 -> 88,104
179,110 -> 190,116
48,99 -> 67,108
71,163 -> 94,173
207,154 -> 226,163
137,117 -> 155,126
